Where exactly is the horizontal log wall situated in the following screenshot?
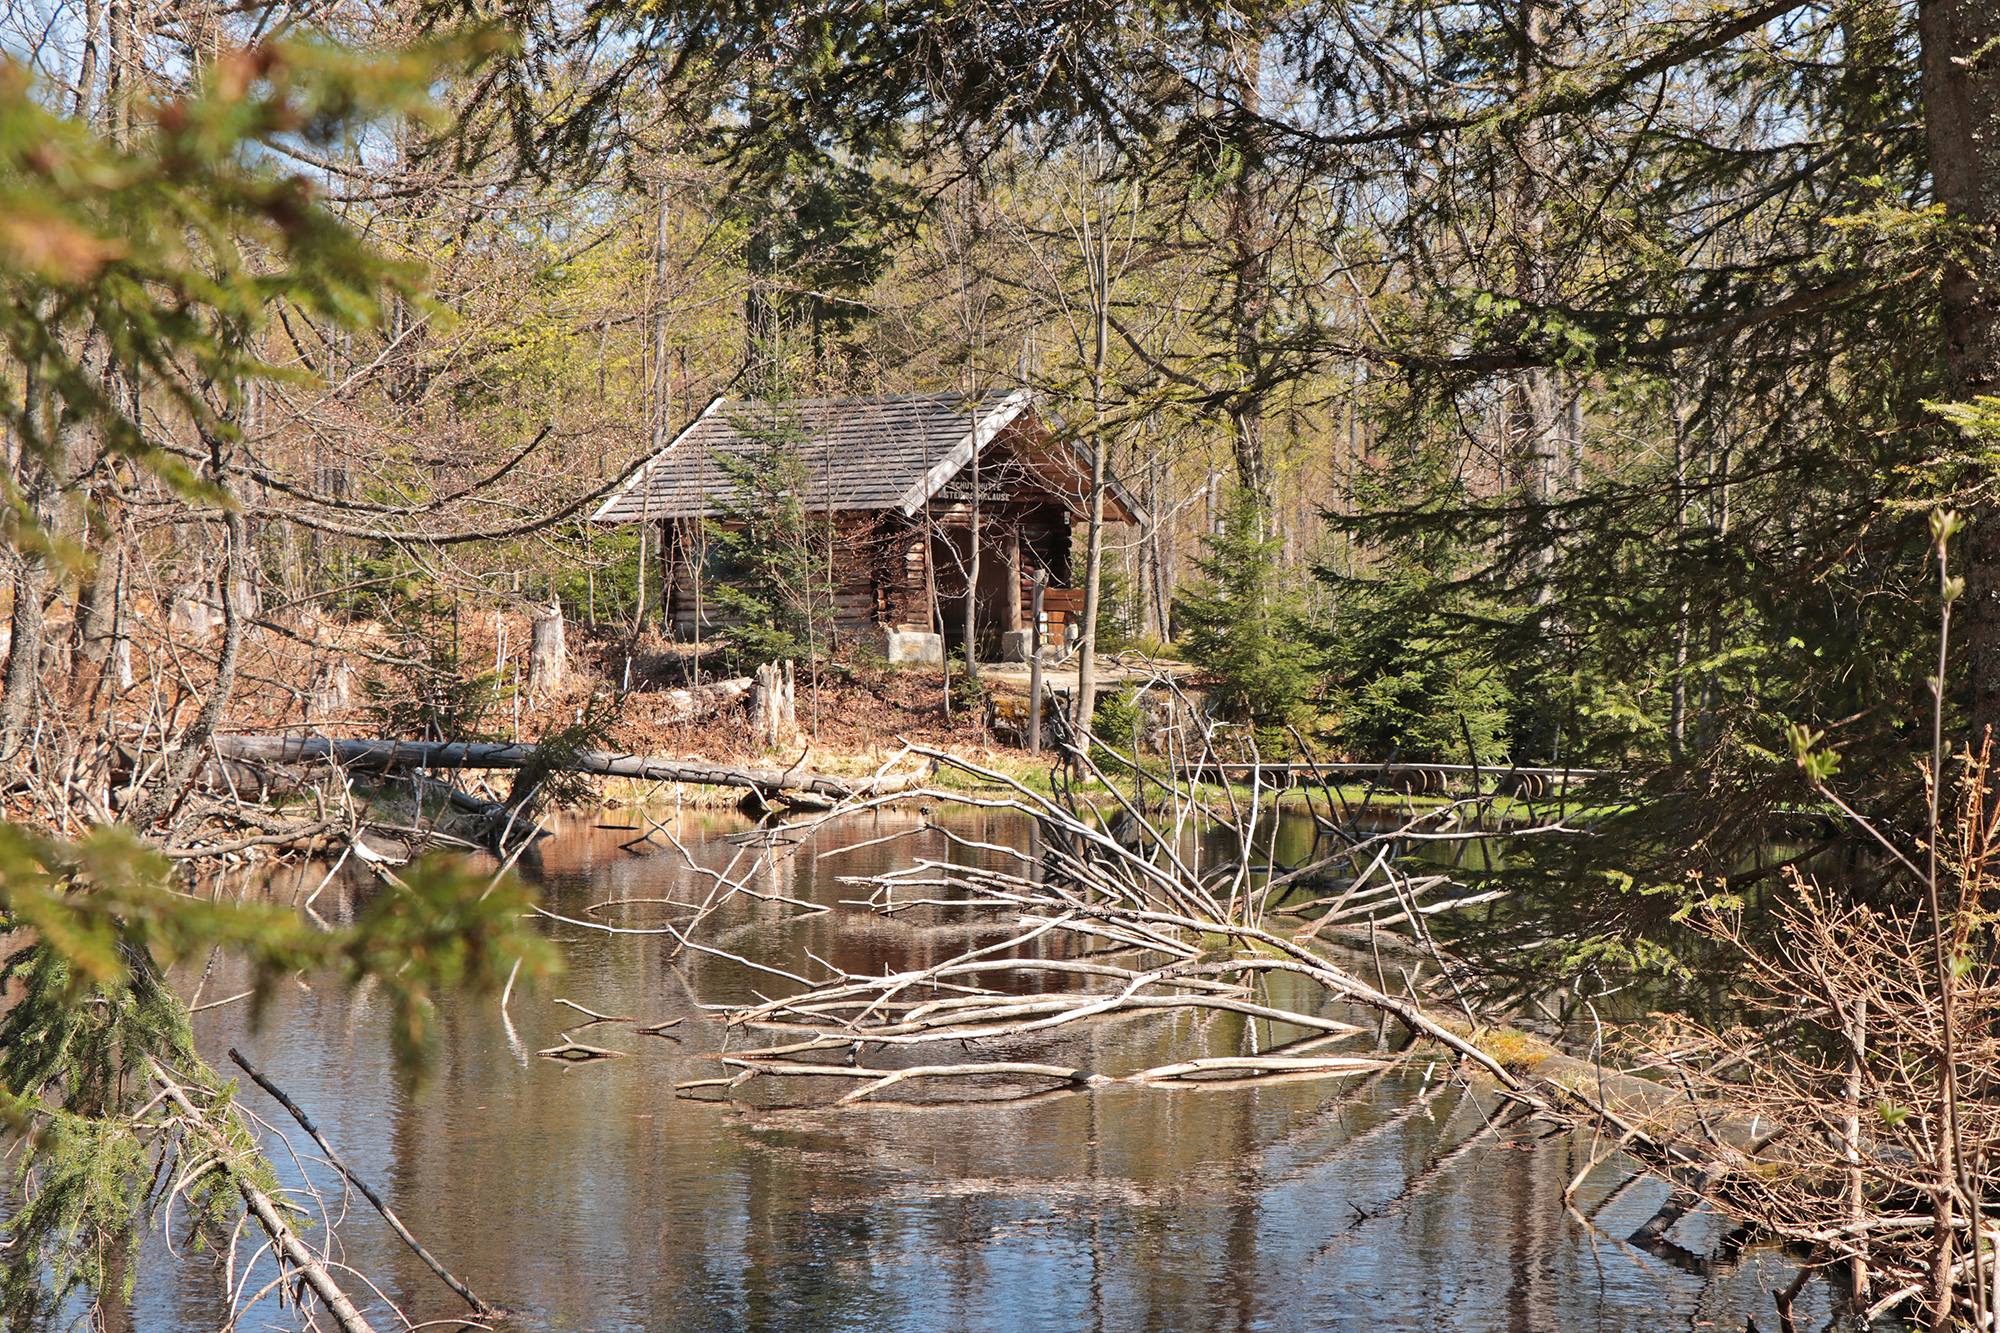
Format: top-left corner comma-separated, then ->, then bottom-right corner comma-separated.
649,496 -> 1083,643
881,517 -> 930,631
662,513 -> 895,637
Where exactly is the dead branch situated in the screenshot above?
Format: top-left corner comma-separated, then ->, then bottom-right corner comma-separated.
552,998 -> 632,1024
227,1049 -> 499,1319
537,1036 -> 632,1061
144,1056 -> 379,1333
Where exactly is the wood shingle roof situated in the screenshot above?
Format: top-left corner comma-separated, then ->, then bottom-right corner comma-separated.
590,390 -> 1039,523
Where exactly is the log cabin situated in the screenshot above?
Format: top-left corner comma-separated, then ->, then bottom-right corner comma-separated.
589,390 -> 1142,661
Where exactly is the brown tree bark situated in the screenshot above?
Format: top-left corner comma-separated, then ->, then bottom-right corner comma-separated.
1918,11 -> 2000,1325
1223,25 -> 1272,511
1923,0 -> 2000,752
70,530 -> 125,716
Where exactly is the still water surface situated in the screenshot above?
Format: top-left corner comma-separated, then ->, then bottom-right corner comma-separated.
144,809 -> 1825,1332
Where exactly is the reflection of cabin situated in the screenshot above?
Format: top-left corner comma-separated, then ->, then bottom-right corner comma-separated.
588,390 -> 1141,659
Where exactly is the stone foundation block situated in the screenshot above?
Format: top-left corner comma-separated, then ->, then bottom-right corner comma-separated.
881,628 -> 944,665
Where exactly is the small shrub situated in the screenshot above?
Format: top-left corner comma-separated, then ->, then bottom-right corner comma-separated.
1320,564 -> 1512,765
362,639 -> 499,742
950,655 -> 990,716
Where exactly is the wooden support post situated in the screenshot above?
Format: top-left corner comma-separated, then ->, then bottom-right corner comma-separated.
923,519 -> 938,635
658,518 -> 673,633
1004,526 -> 1024,633
1029,567 -> 1045,754
660,519 -> 680,637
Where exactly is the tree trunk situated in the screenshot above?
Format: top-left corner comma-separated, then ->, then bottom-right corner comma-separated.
69,533 -> 124,716
0,453 -> 57,758
653,183 -> 672,450
1919,14 -> 2000,1324
169,572 -> 217,638
309,658 -> 354,721
1,549 -> 47,759
1076,173 -> 1116,755
963,444 -> 982,689
1076,424 -> 1109,752
1503,2 -> 1574,563
1029,569 -> 1046,753
1224,27 -> 1272,511
1923,0 -> 2000,750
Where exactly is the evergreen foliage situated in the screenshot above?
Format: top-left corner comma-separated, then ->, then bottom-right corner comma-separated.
1085,686 -> 1142,774
475,0 -> 1986,899
705,406 -> 838,670
1175,492 -> 1312,733
0,823 -> 558,1321
359,594 -> 502,742
738,149 -> 911,387
1318,424 -> 1518,765
2,0 -> 1998,1311
1321,566 -> 1514,767
1072,527 -> 1138,655
552,523 -> 644,625
507,691 -> 625,815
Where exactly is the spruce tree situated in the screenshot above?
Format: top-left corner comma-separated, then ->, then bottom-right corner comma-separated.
706,406 -> 838,670
1176,492 -> 1311,735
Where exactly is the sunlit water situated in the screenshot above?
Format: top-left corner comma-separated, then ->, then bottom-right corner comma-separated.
124,809 -> 1828,1332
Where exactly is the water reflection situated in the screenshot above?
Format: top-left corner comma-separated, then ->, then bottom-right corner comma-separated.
133,810 -> 1826,1332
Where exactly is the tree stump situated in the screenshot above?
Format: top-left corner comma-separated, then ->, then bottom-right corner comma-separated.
750,660 -> 796,749
169,580 -> 217,637
309,660 -> 354,720
528,603 -> 566,698
228,571 -> 260,621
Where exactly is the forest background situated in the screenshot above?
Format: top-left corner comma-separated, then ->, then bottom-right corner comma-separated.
8,0 -> 1993,830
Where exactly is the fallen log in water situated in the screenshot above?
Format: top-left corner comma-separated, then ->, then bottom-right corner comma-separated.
210,735 -> 928,801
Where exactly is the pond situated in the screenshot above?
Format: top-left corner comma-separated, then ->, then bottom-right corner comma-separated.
134,808 -> 1830,1333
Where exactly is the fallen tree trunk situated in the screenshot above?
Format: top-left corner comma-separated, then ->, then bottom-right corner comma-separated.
210,736 -> 926,801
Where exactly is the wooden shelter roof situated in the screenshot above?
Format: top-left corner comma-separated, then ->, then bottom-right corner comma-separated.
589,390 -> 1140,524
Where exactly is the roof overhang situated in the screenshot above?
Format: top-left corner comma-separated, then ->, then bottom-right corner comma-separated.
893,387 -> 1036,517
